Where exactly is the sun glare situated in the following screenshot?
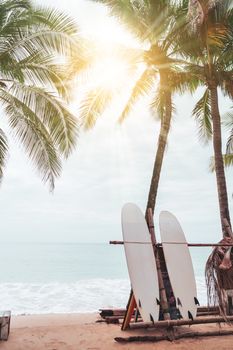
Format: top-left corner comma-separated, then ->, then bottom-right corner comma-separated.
75,1 -> 142,92
76,1 -> 140,48
91,56 -> 132,91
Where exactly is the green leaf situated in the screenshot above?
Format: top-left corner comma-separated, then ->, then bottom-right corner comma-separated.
0,128 -> 8,182
79,88 -> 113,130
224,112 -> 233,155
0,89 -> 62,190
192,88 -> 212,144
8,83 -> 78,157
118,68 -> 156,123
210,153 -> 233,172
0,0 -> 79,188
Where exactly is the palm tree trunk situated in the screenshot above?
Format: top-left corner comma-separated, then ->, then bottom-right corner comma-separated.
209,84 -> 231,236
146,90 -> 172,214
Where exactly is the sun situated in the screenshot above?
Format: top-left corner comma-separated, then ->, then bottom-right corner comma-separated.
90,54 -> 133,91
74,2 -> 142,92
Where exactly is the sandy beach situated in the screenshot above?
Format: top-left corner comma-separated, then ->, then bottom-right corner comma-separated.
1,313 -> 233,350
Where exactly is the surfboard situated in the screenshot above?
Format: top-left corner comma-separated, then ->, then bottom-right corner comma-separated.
122,203 -> 160,323
159,211 -> 198,320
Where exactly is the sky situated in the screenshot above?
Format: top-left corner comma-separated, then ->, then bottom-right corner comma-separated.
0,0 -> 232,244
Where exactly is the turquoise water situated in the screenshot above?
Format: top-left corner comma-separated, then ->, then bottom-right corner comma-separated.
0,243 -> 211,314
0,243 -> 128,282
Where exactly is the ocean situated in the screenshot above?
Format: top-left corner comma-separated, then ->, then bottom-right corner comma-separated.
0,243 -> 211,315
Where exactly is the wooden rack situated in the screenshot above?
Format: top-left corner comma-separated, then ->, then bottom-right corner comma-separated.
107,210 -> 233,343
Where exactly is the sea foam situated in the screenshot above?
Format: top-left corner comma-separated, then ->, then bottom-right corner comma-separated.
0,277 -> 207,315
0,279 -> 130,315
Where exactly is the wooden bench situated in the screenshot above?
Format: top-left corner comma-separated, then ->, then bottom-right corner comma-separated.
0,311 -> 11,340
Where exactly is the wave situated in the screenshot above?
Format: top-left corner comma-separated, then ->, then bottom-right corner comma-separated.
0,279 -> 130,315
0,277 -> 207,315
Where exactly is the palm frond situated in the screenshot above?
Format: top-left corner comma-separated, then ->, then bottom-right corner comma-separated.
226,133 -> 233,154
223,154 -> 233,168
162,0 -> 189,53
150,83 -> 176,121
118,67 -> 156,123
92,0 -> 174,44
192,88 -> 212,144
79,88 -> 113,130
222,110 -> 233,130
170,69 -> 200,94
0,2 -> 79,97
0,89 -> 62,190
0,128 -> 8,182
224,111 -> 233,154
226,123 -> 233,154
219,74 -> 233,99
150,83 -> 167,120
0,0 -> 32,36
66,38 -> 100,78
8,83 -> 78,157
91,0 -> 147,39
0,1 -> 80,188
210,153 -> 233,172
0,50 -> 72,100
31,7 -> 77,35
0,7 -> 78,65
16,52 -> 72,100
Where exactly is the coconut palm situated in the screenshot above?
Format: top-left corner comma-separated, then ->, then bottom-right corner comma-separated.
72,0 -> 194,214
71,1 -> 195,320
0,0 -> 79,190
181,0 -> 233,234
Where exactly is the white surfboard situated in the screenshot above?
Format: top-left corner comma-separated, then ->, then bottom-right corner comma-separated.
122,203 -> 160,323
159,211 -> 198,320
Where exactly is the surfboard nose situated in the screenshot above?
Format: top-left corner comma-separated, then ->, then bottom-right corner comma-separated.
122,203 -> 142,223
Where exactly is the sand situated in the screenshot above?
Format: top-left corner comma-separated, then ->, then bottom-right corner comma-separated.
1,313 -> 233,350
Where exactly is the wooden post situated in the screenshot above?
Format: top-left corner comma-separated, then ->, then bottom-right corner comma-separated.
121,290 -> 136,330
0,311 -> 11,341
146,208 -> 170,321
223,218 -> 233,238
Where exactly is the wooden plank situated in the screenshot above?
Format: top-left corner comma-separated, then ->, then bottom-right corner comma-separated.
99,306 -> 219,317
0,311 -> 11,341
115,329 -> 233,343
110,241 -> 233,247
99,309 -> 220,323
121,291 -> 136,330
129,315 -> 233,330
198,306 -> 219,312
197,311 -> 219,316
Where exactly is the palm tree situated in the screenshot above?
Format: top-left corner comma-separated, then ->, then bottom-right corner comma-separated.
182,0 -> 233,235
0,0 -> 79,190
72,0 -> 193,214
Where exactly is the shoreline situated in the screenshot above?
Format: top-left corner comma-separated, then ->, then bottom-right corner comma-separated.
1,312 -> 233,349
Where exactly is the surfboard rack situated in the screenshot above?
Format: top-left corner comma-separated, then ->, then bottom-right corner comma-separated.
98,305 -> 220,321
106,207 -> 233,342
110,241 -> 233,247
